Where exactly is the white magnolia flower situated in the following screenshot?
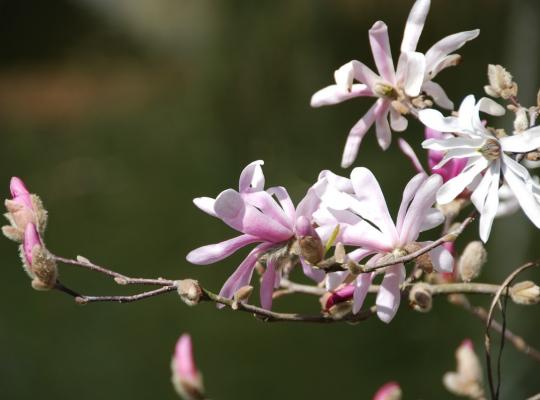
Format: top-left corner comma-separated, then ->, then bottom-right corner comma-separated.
420,95 -> 540,241
310,0 -> 479,168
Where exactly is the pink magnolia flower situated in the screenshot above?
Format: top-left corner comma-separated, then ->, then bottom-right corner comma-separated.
315,168 -> 453,323
171,334 -> 204,400
373,381 -> 402,400
310,0 -> 479,168
187,160 -> 324,310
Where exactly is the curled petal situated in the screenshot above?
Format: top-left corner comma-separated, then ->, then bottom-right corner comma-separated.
239,160 -> 265,193
502,161 -> 540,229
193,197 -> 217,218
266,186 -> 296,223
301,257 -> 325,283
419,109 -> 463,134
426,242 -> 454,273
425,29 -> 480,73
422,81 -> 454,110
23,223 -> 42,265
401,51 -> 426,97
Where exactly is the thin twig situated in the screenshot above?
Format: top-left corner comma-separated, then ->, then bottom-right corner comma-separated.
75,286 -> 178,304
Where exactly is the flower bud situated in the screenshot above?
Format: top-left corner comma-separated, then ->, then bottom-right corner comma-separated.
373,381 -> 402,400
171,334 -> 205,400
323,284 -> 354,310
458,241 -> 487,282
443,339 -> 484,399
176,279 -> 202,306
22,223 -> 57,290
485,64 -> 518,99
408,283 -> 432,313
510,281 -> 540,305
232,285 -> 254,310
513,107 -> 529,133
296,216 -> 324,265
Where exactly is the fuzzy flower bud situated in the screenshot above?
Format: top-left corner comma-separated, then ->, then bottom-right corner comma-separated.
408,283 -> 433,313
3,177 -> 47,242
510,281 -> 540,305
373,381 -> 402,400
458,241 -> 487,282
443,339 -> 485,400
176,279 -> 203,306
171,334 -> 205,400
513,107 -> 529,133
295,216 -> 324,265
484,64 -> 518,99
22,223 -> 57,290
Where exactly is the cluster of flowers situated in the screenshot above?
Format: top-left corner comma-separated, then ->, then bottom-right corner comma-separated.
186,0 -> 540,324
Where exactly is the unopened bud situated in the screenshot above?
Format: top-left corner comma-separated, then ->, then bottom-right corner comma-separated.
334,242 -> 346,264
373,381 -> 402,400
232,285 -> 253,310
485,64 -> 518,99
408,283 -> 433,313
299,236 -> 324,265
458,241 -> 487,282
176,279 -> 202,306
443,339 -> 484,399
171,334 -> 205,400
513,107 -> 529,133
404,242 -> 433,273
510,281 -> 540,305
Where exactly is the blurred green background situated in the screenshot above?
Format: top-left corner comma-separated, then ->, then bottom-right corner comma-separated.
0,0 -> 539,398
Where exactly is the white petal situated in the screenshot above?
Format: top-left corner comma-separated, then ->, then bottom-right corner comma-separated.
419,208 -> 445,232
310,84 -> 373,107
500,126 -> 540,153
503,162 -> 540,228
428,244 -> 454,272
239,160 -> 265,193
352,273 -> 374,314
193,197 -> 217,217
402,51 -> 426,97
396,172 -> 427,232
436,157 -> 489,204
425,29 -> 480,73
422,136 -> 484,151
376,264 -> 406,323
419,108 -> 463,133
390,108 -> 408,132
326,271 -> 349,291
369,21 -> 396,83
422,81 -> 454,109
477,97 -> 505,116
401,0 -> 430,52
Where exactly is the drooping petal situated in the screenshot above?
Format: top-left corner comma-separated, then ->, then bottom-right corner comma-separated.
375,106 -> 392,150
424,30 -> 480,74
396,172 -> 428,232
477,97 -> 506,116
352,272 -> 374,314
398,139 -> 425,174
500,126 -> 540,153
390,108 -> 408,132
401,0 -> 431,52
422,81 -> 454,109
186,234 -> 261,265
342,100 -> 380,168
376,263 -> 406,323
239,160 -> 265,193
310,84 -> 373,107
436,157 -> 489,204
399,174 -> 442,244
300,257 -> 325,283
350,167 -> 399,243
369,21 -> 396,83
502,161 -> 540,228
193,197 -> 217,218
260,257 -> 277,310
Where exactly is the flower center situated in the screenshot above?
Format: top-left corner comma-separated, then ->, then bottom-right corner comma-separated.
479,138 -> 501,161
373,82 -> 398,99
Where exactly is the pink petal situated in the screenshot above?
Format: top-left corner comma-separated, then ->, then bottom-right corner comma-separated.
260,257 -> 277,310
369,21 -> 395,83
400,0 -> 430,52
300,257 -> 325,283
396,172 -> 428,233
341,100 -> 380,168
266,186 -> 296,223
239,160 -> 265,193
422,81 -> 454,109
23,223 -> 42,265
186,234 -> 261,265
242,191 -> 293,229
353,272 -> 374,314
310,84 -> 373,107
373,381 -> 402,400
174,334 -> 198,381
376,263 -> 406,323
398,139 -> 426,175
390,108 -> 408,132
375,106 -> 392,150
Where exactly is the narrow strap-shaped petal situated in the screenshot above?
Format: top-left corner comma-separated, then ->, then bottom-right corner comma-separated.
398,139 -> 425,175
424,29 -> 480,73
186,234 -> 261,265
310,84 -> 373,108
376,263 -> 406,323
239,160 -> 265,193
352,272 -> 374,314
349,60 -> 384,89
422,136 -> 485,151
218,243 -> 275,304
401,0 -> 430,52
399,174 -> 442,244
347,248 -> 376,263
396,172 -> 427,232
421,81 -> 454,109
369,21 -> 396,83
300,257 -> 325,283
502,161 -> 540,228
350,167 -> 399,243
431,147 -> 484,170
500,126 -> 540,153
341,100 -> 380,168
436,157 -> 489,204
478,162 -> 501,242
375,105 -> 392,150
260,257 -> 277,310
266,186 -> 296,223
193,197 -> 217,217
390,108 -> 408,132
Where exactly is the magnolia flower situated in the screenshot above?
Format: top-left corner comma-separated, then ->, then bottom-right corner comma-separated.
310,0 -> 479,167
373,382 -> 402,400
171,334 -> 205,400
3,177 -> 47,242
314,168 -> 452,323
443,339 -> 484,399
187,160 -> 325,310
420,95 -> 540,242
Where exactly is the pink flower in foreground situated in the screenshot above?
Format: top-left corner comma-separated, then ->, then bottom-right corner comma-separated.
171,334 -> 205,400
315,168 -> 453,322
311,0 -> 479,168
373,381 -> 402,400
187,160 -> 324,310
3,177 -> 47,242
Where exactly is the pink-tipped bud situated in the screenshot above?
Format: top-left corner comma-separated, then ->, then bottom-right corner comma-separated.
172,334 -> 205,400
10,177 -> 32,206
23,223 -> 42,265
324,284 -> 354,310
443,339 -> 484,399
373,381 -> 402,400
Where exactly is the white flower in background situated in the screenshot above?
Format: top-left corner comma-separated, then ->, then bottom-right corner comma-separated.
420,95 -> 540,242
310,0 -> 479,168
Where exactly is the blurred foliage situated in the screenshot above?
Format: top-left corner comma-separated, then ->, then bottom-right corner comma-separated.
0,0 -> 539,399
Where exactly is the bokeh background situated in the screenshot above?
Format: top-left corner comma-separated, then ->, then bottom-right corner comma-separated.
1,0 -> 539,398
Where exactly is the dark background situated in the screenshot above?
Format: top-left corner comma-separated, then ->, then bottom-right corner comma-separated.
0,0 -> 539,398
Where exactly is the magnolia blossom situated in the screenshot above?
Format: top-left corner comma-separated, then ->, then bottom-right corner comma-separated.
314,168 -> 452,323
373,382 -> 402,400
187,160 -> 324,310
420,95 -> 540,242
171,334 -> 204,400
310,0 -> 479,167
